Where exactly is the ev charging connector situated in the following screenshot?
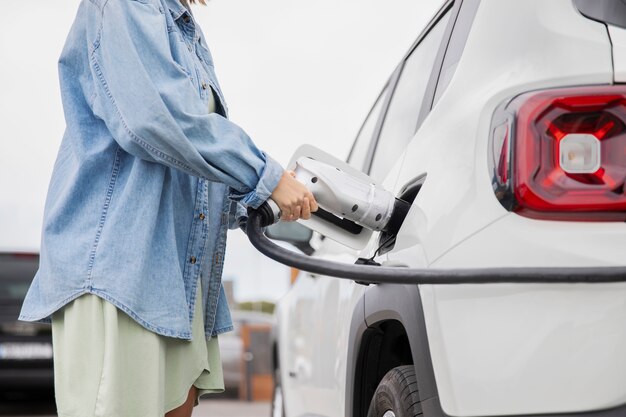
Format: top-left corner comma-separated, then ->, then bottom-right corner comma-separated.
262,145 -> 410,250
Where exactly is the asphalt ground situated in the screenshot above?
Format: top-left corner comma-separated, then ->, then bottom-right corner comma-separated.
0,390 -> 270,417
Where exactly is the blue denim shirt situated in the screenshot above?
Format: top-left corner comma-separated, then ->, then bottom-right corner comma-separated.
18,0 -> 284,340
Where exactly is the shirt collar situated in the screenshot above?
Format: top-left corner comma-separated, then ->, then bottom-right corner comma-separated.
163,0 -> 190,20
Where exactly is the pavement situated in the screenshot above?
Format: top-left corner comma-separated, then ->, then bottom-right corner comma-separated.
0,397 -> 271,417
195,400 -> 270,417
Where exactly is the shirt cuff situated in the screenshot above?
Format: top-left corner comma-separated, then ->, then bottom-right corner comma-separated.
240,155 -> 284,209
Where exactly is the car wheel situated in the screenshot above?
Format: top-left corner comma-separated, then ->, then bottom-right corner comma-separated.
271,368 -> 285,417
366,365 -> 420,417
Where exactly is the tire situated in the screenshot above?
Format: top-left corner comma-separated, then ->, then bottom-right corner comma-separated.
271,368 -> 285,417
366,365 -> 421,417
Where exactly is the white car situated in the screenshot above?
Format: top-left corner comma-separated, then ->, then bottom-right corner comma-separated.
271,1 -> 626,417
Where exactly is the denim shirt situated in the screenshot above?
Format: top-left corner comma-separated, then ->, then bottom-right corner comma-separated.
18,0 -> 283,340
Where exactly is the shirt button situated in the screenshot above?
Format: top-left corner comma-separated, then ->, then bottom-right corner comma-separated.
199,213 -> 206,220
183,15 -> 191,23
190,256 -> 197,264
201,82 -> 207,90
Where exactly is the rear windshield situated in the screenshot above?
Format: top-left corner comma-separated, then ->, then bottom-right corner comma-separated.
574,0 -> 626,30
0,253 -> 39,302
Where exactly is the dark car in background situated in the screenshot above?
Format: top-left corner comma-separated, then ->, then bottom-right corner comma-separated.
0,253 -> 53,391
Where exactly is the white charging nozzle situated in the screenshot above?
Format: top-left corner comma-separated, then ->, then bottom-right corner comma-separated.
258,145 -> 410,250
294,157 -> 396,231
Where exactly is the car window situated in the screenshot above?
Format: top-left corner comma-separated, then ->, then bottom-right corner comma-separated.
433,0 -> 480,105
574,0 -> 626,30
0,253 -> 38,302
347,85 -> 389,171
369,11 -> 451,183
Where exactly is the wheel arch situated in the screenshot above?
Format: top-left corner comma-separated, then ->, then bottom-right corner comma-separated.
349,284 -> 443,417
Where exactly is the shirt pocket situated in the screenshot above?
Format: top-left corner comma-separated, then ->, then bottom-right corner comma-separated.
196,37 -> 215,68
166,29 -> 197,83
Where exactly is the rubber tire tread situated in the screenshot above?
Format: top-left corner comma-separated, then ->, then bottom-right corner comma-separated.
366,365 -> 422,417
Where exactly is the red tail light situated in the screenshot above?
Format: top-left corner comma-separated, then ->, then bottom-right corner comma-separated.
490,86 -> 626,221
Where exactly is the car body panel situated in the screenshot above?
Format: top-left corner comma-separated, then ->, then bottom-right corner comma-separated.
609,25 -> 626,82
279,238 -> 366,417
419,280 -> 626,416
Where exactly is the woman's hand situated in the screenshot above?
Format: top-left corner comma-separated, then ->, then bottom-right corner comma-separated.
270,171 -> 319,221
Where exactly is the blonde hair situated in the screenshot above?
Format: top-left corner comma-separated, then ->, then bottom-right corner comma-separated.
188,0 -> 206,3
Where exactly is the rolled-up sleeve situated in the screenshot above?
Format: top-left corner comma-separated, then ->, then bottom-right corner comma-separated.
87,0 -> 282,208
228,200 -> 249,232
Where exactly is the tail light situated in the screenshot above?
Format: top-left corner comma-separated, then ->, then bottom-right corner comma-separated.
490,86 -> 626,221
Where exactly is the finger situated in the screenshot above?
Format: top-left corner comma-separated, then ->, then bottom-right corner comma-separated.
301,197 -> 311,220
292,205 -> 302,220
288,170 -> 296,178
308,193 -> 319,212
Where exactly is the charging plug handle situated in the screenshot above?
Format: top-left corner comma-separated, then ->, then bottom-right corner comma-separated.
253,199 -> 282,227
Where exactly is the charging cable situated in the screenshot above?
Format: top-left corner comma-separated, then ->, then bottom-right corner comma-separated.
247,209 -> 626,285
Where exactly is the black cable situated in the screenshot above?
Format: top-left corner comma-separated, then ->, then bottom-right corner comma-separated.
246,210 -> 626,285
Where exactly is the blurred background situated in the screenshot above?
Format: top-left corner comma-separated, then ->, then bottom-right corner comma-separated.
0,0 -> 439,414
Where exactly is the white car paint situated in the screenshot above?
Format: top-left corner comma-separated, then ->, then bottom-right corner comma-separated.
275,0 -> 626,416
609,25 -> 626,82
277,239 -> 365,417
390,1 -> 622,414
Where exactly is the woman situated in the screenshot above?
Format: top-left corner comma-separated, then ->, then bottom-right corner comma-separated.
19,0 -> 317,415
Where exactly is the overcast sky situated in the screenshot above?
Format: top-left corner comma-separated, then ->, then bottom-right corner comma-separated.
0,0 -> 440,301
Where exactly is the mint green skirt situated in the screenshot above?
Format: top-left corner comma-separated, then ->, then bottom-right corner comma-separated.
51,282 -> 224,417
